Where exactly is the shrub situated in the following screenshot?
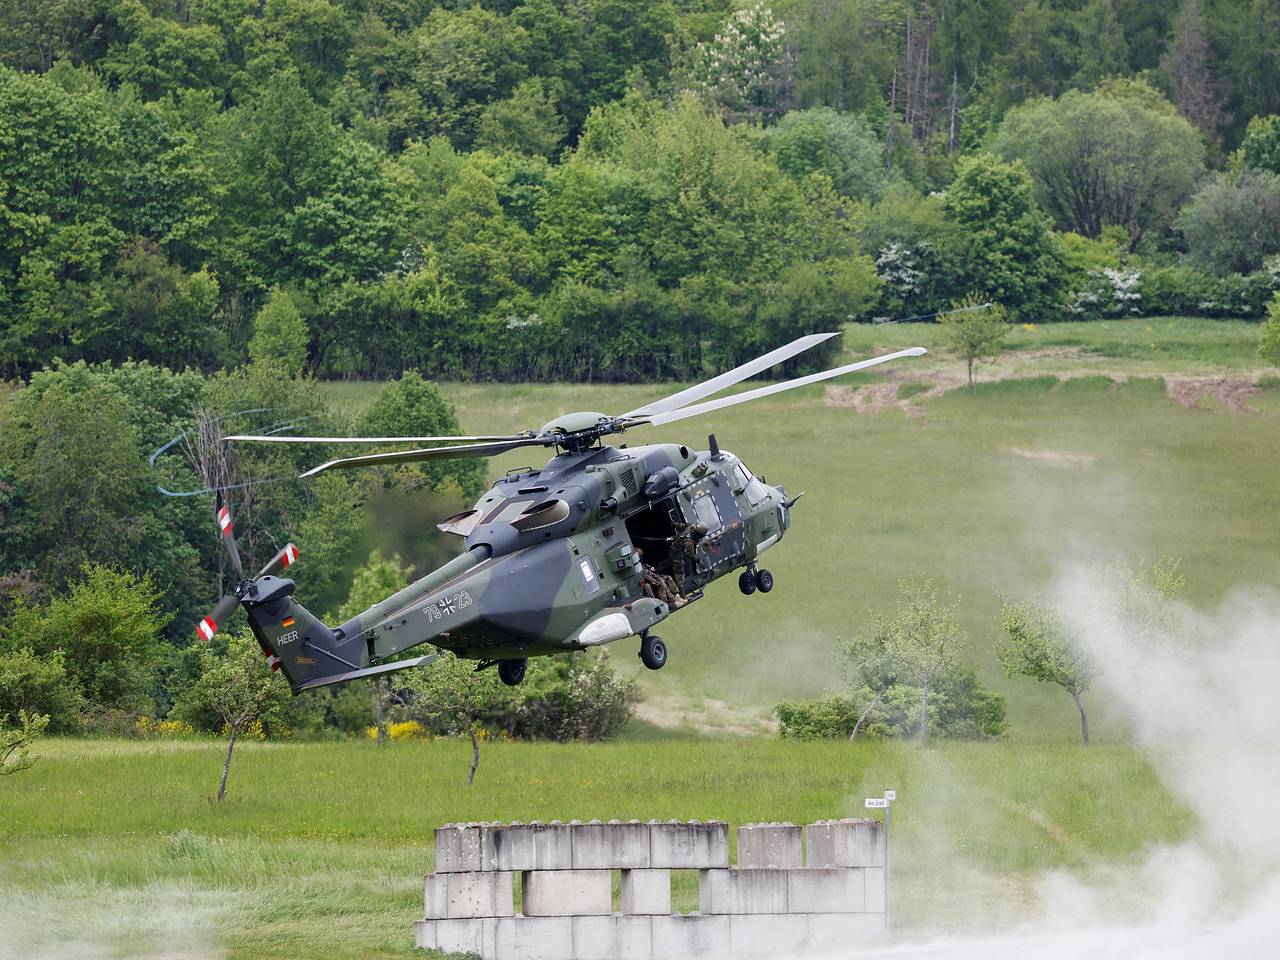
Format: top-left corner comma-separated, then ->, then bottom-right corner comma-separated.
1141,264 -> 1217,316
1259,293 -> 1280,366
773,665 -> 1006,741
505,652 -> 642,742
0,646 -> 82,733
1178,171 -> 1280,275
774,693 -> 865,740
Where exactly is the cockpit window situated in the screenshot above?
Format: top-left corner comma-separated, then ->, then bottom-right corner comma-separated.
745,477 -> 770,507
732,462 -> 752,491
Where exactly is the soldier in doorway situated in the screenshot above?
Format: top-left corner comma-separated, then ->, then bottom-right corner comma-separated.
637,547 -> 687,609
670,521 -> 708,596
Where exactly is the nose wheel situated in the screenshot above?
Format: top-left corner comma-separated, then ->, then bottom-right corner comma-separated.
639,633 -> 667,670
740,565 -> 774,595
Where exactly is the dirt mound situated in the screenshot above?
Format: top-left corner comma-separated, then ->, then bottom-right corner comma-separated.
1164,377 -> 1262,413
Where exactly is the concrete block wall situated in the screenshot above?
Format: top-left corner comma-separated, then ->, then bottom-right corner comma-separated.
416,818 -> 886,959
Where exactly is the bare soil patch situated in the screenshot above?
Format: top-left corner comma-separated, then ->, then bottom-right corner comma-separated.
1164,376 -> 1263,413
632,694 -> 777,737
1005,447 -> 1098,467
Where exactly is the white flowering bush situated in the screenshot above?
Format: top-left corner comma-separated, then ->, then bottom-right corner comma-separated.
875,243 -> 922,298
1068,266 -> 1142,317
693,2 -> 792,122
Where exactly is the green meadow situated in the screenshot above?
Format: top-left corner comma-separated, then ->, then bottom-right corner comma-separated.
0,737 -> 1191,959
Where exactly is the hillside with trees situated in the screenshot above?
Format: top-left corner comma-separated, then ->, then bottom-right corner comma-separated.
2,0 -> 1280,384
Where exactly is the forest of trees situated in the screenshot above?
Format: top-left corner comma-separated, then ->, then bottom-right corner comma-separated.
3,0 -> 1280,384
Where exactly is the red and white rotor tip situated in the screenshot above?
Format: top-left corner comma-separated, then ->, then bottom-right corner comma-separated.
196,616 -> 218,642
217,506 -> 233,537
281,543 -> 298,568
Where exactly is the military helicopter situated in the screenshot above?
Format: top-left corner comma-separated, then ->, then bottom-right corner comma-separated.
197,336 -> 925,692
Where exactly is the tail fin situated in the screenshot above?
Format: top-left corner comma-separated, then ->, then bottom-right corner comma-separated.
242,576 -> 440,693
243,576 -> 367,692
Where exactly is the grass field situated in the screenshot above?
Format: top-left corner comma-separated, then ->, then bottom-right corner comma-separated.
0,737 -> 1193,959
322,317 -> 1280,740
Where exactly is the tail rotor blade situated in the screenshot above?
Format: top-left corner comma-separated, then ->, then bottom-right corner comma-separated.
257,542 -> 299,579
215,494 -> 245,579
196,592 -> 241,643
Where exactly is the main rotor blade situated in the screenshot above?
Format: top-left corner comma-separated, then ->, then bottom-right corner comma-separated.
225,433 -> 523,444
299,437 -> 549,479
622,332 -> 841,418
634,347 -> 928,427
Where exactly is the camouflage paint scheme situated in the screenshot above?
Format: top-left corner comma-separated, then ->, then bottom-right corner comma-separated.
246,438 -> 792,694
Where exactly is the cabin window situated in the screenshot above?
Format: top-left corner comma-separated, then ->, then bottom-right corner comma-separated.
692,492 -> 722,531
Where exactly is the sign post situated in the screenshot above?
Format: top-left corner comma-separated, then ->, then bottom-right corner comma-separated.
865,790 -> 896,928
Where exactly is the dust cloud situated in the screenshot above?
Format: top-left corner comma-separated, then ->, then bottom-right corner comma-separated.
0,881 -> 230,960
853,564 -> 1280,959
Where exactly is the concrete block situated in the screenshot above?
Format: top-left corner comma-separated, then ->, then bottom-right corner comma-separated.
413,917 -> 498,954
435,822 -> 487,872
424,870 -> 514,919
805,818 -> 884,868
698,868 -> 788,914
620,869 -> 671,915
494,915 -> 574,960
522,869 -> 613,916
649,914 -> 730,959
806,912 -> 886,951
649,820 -> 729,869
864,866 -> 886,913
728,914 -> 809,956
737,822 -> 803,869
483,821 -> 574,871
571,914 -> 653,960
573,819 -> 651,869
785,867 -> 865,914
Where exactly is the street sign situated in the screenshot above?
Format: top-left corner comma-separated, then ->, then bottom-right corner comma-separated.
864,798 -> 888,808
884,790 -> 896,801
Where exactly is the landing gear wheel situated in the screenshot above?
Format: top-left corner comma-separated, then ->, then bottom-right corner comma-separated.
498,658 -> 527,686
755,568 -> 774,593
639,635 -> 667,671
738,570 -> 757,595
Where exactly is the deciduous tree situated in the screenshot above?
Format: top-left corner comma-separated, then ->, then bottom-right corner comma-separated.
940,296 -> 1009,389
997,597 -> 1097,743
992,86 -> 1205,249
402,650 -> 506,784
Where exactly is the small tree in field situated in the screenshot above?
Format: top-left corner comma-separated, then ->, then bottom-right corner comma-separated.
1259,293 -> 1280,367
402,651 -> 506,784
1,710 -> 49,776
872,577 -> 966,745
176,633 -> 289,802
997,598 -> 1097,744
940,296 -> 1008,390
837,631 -> 902,741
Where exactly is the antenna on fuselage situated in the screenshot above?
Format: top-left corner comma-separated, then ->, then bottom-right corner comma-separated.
708,434 -> 721,459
